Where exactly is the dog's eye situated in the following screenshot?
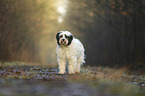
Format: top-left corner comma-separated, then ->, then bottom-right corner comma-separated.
65,35 -> 68,38
59,35 -> 63,38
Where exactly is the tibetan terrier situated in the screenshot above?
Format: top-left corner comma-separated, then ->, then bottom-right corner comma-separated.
56,31 -> 85,74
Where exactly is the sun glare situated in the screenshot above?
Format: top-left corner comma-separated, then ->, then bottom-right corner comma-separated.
58,17 -> 63,23
57,6 -> 66,15
57,0 -> 68,24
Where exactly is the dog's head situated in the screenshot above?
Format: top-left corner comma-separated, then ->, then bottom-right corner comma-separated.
56,31 -> 73,46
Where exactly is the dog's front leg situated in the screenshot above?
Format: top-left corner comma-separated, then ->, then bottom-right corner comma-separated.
58,58 -> 66,74
68,58 -> 77,74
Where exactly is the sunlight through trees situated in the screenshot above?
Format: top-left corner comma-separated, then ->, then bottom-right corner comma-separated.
0,0 -> 58,65
0,0 -> 145,67
57,0 -> 68,24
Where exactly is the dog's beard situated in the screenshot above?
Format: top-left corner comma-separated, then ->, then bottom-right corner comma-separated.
59,39 -> 68,46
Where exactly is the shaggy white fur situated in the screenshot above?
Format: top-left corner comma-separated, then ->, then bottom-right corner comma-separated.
56,31 -> 85,74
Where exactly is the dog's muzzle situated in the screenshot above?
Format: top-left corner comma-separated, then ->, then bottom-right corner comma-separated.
59,38 -> 68,45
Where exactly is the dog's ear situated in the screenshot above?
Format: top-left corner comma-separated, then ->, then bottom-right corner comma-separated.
67,35 -> 73,46
56,32 -> 62,45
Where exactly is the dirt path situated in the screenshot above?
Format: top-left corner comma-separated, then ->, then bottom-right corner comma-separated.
0,79 -> 98,96
0,65 -> 144,96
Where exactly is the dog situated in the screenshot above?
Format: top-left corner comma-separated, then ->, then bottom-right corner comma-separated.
56,31 -> 85,74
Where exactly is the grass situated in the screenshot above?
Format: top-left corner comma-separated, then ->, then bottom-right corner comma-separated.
0,61 -> 145,96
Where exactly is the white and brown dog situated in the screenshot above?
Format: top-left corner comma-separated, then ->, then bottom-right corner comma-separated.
56,31 -> 85,74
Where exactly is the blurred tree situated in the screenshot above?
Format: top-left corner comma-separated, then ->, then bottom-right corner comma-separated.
65,0 -> 145,67
0,0 -> 145,68
0,0 -> 58,65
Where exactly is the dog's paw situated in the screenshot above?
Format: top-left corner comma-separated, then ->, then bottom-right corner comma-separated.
69,71 -> 75,74
58,71 -> 65,74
